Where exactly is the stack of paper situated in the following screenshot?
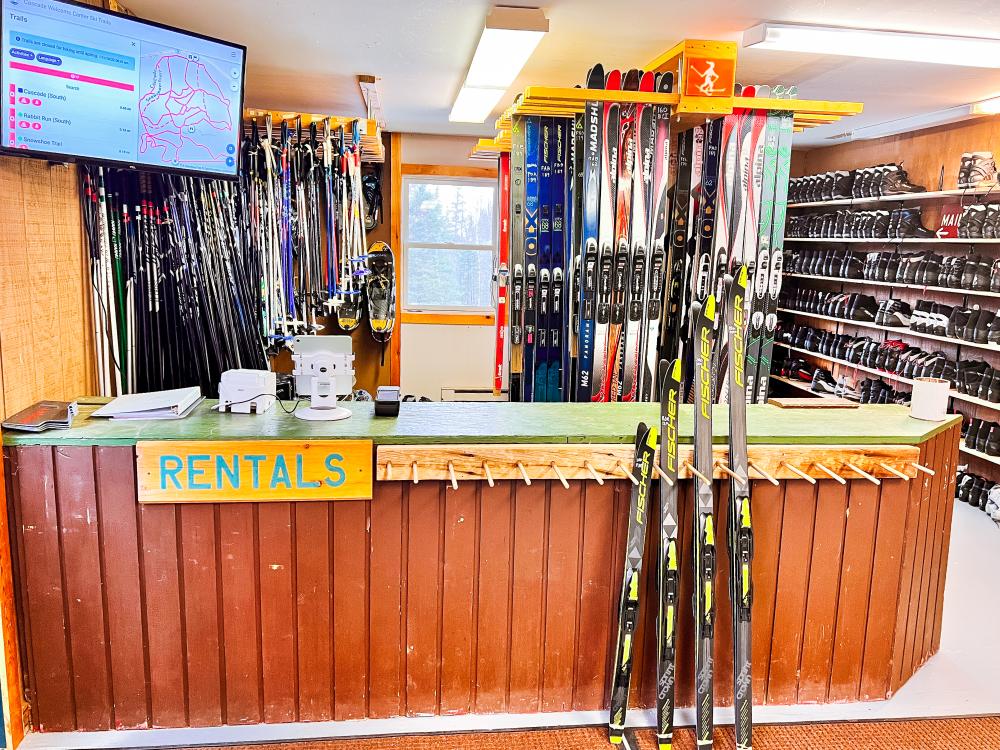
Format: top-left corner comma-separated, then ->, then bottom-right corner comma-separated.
92,387 -> 204,420
3,401 -> 79,432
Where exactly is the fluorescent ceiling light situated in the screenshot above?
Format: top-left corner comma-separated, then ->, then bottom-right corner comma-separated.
449,86 -> 507,123
970,95 -> 1000,116
451,6 -> 548,123
833,96 -> 1000,141
744,22 -> 1000,68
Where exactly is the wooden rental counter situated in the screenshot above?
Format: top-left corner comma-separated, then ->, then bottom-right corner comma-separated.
1,401 -> 959,736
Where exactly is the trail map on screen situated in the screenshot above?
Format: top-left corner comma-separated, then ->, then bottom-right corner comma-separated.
2,0 -> 245,176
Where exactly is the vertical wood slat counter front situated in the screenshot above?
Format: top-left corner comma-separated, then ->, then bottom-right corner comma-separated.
2,402 -> 959,733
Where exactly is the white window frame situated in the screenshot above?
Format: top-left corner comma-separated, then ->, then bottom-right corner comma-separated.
401,174 -> 498,314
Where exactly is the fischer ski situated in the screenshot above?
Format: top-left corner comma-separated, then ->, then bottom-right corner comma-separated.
655,358 -> 682,750
725,267 -> 754,750
692,294 -> 718,749
608,421 -> 658,746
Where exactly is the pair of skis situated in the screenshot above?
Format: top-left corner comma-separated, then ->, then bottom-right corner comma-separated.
609,267 -> 752,750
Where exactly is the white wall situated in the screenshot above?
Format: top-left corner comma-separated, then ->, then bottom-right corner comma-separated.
398,133 -> 501,400
400,323 -> 498,400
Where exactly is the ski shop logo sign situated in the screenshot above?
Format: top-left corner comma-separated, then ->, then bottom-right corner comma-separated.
684,57 -> 735,98
135,440 -> 373,503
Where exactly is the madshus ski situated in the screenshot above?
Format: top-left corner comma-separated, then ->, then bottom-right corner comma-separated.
725,267 -> 754,750
591,69 -> 622,402
754,87 -> 797,404
576,65 -> 606,402
608,421 -> 658,746
655,357 -> 682,750
691,294 -> 718,749
509,117 -> 527,401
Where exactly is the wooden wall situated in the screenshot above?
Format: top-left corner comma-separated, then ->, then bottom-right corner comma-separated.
0,158 -> 94,419
5,425 -> 957,733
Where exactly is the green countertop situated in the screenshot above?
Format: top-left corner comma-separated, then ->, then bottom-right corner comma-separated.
1,400 -> 960,447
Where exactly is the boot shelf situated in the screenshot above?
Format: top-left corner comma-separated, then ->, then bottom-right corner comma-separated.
777,308 -> 1000,354
784,273 -> 1000,301
775,341 -> 1000,412
960,440 -> 1000,467
786,238 -> 1000,244
789,187 -> 1000,209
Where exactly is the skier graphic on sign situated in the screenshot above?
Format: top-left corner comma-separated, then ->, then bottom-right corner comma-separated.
692,61 -> 721,96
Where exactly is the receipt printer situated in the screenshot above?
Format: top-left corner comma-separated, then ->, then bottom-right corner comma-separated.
218,369 -> 277,414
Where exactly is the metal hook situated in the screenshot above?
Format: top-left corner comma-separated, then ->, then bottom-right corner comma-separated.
617,461 -> 639,485
911,462 -> 936,476
482,461 -> 495,488
878,462 -> 910,481
814,462 -> 846,485
385,461 -> 393,481
715,461 -> 746,486
780,461 -> 816,485
749,461 -> 780,486
585,461 -> 605,485
846,462 -> 881,485
411,461 -> 420,485
551,462 -> 570,490
516,461 -> 532,486
682,461 -> 713,485
447,461 -> 459,491
652,463 -> 675,487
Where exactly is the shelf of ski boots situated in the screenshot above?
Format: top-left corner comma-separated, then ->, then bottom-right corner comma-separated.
771,357 -> 911,405
788,152 -> 998,208
775,323 -> 1000,410
243,109 -> 385,162
957,463 -> 1000,524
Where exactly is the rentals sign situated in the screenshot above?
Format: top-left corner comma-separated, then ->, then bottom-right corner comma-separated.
136,440 -> 373,503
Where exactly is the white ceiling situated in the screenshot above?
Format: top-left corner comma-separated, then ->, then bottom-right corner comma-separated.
126,0 -> 1000,146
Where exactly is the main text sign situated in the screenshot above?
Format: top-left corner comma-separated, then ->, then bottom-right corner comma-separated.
136,440 -> 373,503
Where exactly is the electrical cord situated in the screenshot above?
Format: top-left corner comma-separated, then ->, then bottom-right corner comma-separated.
215,394 -> 303,414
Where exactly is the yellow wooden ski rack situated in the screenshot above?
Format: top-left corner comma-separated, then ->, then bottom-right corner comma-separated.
243,109 -> 386,163
472,38 -> 863,157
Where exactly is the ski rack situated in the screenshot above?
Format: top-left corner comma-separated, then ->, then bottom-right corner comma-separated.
243,109 -> 386,162
470,38 -> 864,157
374,443 -> 919,484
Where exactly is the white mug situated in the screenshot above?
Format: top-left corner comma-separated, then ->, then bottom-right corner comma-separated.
910,377 -> 950,422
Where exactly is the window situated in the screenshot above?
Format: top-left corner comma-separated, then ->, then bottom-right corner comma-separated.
402,176 -> 497,312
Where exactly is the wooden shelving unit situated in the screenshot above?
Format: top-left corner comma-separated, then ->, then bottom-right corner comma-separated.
243,109 -> 385,162
960,441 -> 1000,467
787,237 -> 1000,244
788,186 -> 1000,209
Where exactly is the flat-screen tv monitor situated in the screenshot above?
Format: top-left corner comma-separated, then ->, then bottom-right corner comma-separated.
1,0 -> 246,178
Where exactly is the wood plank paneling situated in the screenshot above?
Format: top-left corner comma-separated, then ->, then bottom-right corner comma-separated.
93,447 -> 147,729
333,500 -> 370,720
749,480 -> 784,704
8,441 -> 959,735
177,504 -> 222,727
572,480 -> 616,709
508,482 -> 548,712
930,427 -> 960,652
474,481 -> 514,713
15,447 -> 74,730
369,484 -> 405,718
139,503 -> 187,727
828,480 -> 881,701
541,481 -> 583,712
921,429 -> 955,661
257,503 -> 297,724
54,447 -> 112,730
766,480 -> 817,705
796,480 -> 848,703
294,503 -> 332,721
859,477 -> 911,700
405,482 -> 442,715
219,504 -> 262,724
439,485 -> 478,714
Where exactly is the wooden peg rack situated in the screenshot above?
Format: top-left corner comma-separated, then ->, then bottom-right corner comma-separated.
375,444 -> 920,483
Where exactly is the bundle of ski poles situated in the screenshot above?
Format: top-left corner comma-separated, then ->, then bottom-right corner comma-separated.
500,65 -> 795,406
80,115 -> 397,398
